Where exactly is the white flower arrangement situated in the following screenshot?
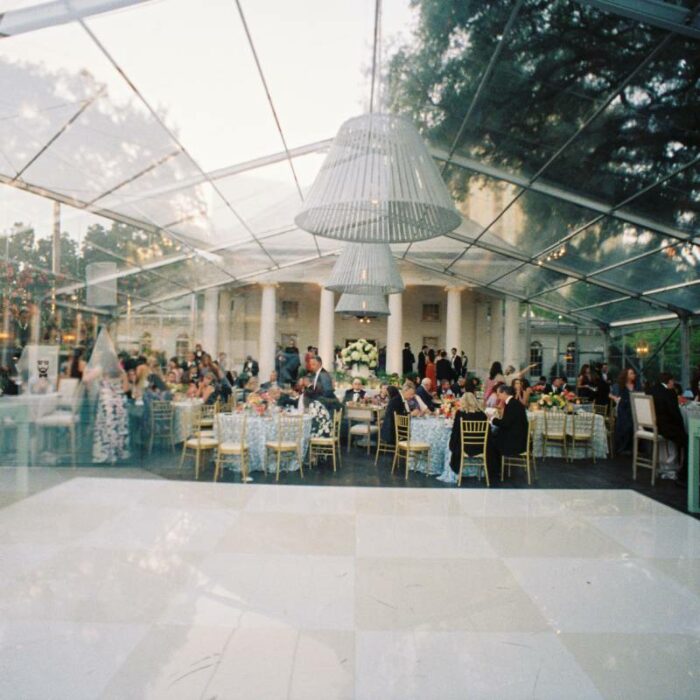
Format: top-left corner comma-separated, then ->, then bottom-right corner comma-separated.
341,339 -> 378,368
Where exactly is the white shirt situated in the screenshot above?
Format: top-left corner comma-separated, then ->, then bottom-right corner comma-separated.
313,368 -> 322,390
297,392 -> 305,413
414,394 -> 428,412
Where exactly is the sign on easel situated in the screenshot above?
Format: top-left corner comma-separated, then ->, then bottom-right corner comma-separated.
16,344 -> 59,394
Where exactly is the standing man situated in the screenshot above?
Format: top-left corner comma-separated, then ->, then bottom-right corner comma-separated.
242,355 -> 259,378
306,355 -> 335,399
450,347 -> 462,380
417,345 -> 428,379
436,350 -> 452,383
402,342 -> 415,376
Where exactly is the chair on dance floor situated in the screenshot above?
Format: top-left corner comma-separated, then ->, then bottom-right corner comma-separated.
214,413 -> 249,482
570,411 -> 596,463
180,404 -> 219,479
35,384 -> 83,468
630,392 -> 664,486
457,419 -> 490,487
265,413 -> 304,481
501,418 -> 536,485
346,405 -> 378,454
148,400 -> 175,454
309,410 -> 342,472
543,410 -> 568,461
392,414 -> 430,480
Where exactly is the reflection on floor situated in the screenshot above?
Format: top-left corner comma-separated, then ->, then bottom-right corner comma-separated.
1,468 -> 699,699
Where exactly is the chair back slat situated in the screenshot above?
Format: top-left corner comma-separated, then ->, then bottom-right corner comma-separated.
276,414 -> 303,445
217,413 -> 247,446
544,411 -> 567,435
347,407 -> 372,421
395,414 -> 410,444
459,419 -> 489,452
572,411 -> 594,438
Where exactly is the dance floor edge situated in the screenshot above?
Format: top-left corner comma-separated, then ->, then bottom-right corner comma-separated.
0,470 -> 699,699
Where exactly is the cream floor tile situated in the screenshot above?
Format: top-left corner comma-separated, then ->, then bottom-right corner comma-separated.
137,479 -> 255,510
101,624 -> 232,699
215,510 -> 356,556
0,621 -> 148,700
560,633 -> 700,700
160,552 -> 355,630
356,514 -> 498,559
505,557 -> 700,634
453,489 -> 569,517
355,631 -> 602,700
0,547 -> 203,624
0,542 -> 65,587
0,500 -> 123,545
355,558 -> 549,632
22,476 -> 163,508
0,466 -> 72,494
647,558 -> 700,597
355,487 -> 461,517
201,629 -> 354,700
548,489 -> 679,517
80,505 -> 237,552
585,514 -> 700,559
244,483 -> 358,514
472,516 -> 631,558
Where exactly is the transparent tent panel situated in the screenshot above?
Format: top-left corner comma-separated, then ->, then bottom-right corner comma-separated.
533,280 -> 627,312
646,284 -> 700,313
590,297 -> 672,323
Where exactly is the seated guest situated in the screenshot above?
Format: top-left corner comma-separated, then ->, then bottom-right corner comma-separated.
485,381 -> 504,408
198,373 -> 218,404
372,383 -> 390,407
449,392 -> 487,475
186,378 -> 199,399
551,376 -> 568,395
416,377 -> 436,411
488,385 -> 529,472
406,381 -> 429,414
343,378 -> 366,404
537,375 -> 553,394
380,383 -> 419,445
648,373 -> 688,478
511,377 -> 531,407
453,376 -> 468,397
260,370 -> 279,391
242,376 -> 259,400
437,377 -> 455,399
577,365 -> 595,399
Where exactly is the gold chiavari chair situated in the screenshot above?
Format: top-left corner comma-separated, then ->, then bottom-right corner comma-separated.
570,411 -> 596,463
309,410 -> 342,472
149,400 -> 175,454
457,419 -> 490,487
180,404 -> 219,479
214,413 -> 249,482
392,414 -> 430,480
501,418 -> 536,485
374,408 -> 393,466
543,410 -> 568,461
265,413 -> 304,481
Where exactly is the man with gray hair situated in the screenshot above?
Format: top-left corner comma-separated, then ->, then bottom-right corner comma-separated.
416,377 -> 436,412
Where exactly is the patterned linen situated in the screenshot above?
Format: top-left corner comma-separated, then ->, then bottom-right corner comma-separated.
93,379 -> 129,464
528,410 -> 607,459
216,413 -> 312,473
173,400 -> 203,443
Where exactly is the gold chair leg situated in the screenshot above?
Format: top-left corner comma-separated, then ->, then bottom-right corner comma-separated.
500,457 -> 505,481
405,449 -> 410,480
632,438 -> 638,480
298,449 -> 304,478
391,447 -> 398,475
213,453 -> 219,482
483,455 -> 490,487
458,457 -> 463,487
276,451 -> 281,481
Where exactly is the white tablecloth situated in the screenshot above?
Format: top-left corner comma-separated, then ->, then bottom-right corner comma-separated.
216,412 -> 313,473
3,392 -> 58,421
173,399 -> 203,442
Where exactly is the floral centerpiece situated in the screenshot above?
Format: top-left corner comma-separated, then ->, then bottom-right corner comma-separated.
341,339 -> 378,378
537,391 -> 577,410
438,396 -> 460,419
244,392 -> 269,415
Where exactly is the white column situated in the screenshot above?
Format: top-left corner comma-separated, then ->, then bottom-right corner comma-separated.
318,288 -> 335,370
489,298 -> 504,363
475,299 -> 490,375
503,298 -> 521,370
445,286 -> 463,352
386,292 -> 403,375
203,288 -> 219,354
258,284 -> 277,379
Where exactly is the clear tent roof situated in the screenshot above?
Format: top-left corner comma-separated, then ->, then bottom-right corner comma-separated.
0,0 -> 697,327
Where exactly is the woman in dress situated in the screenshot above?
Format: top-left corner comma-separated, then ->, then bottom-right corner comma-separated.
67,347 -> 86,380
511,377 -> 532,407
577,364 -> 595,400
613,367 -> 637,454
425,350 -> 437,387
483,362 -> 505,403
449,392 -> 487,475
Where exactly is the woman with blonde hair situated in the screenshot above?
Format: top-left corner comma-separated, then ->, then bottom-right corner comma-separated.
449,392 -> 487,475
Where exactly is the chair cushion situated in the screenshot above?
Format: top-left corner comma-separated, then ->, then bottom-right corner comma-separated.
265,441 -> 299,450
196,430 -> 215,438
545,432 -> 565,438
36,412 -> 77,427
349,424 -> 378,435
397,440 -> 430,450
311,437 -> 335,444
636,429 -> 656,440
218,441 -> 245,453
184,437 -> 218,448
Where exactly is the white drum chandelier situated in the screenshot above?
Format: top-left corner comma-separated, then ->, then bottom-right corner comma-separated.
325,243 -> 404,295
295,113 -> 461,244
335,291 -> 390,318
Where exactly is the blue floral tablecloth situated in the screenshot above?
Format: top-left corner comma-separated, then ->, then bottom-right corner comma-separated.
173,399 -> 203,443
216,412 -> 312,473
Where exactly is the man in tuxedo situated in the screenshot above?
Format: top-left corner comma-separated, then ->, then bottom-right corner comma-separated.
450,348 -> 462,380
402,343 -> 415,375
417,345 -> 428,379
416,377 -> 436,412
436,350 -> 452,382
306,355 -> 335,399
552,376 -> 567,394
437,378 -> 455,399
488,385 -> 529,472
600,363 -> 611,384
380,382 -> 419,445
648,373 -> 687,478
242,355 -> 259,378
343,378 -> 366,404
538,375 -> 553,394
260,370 -> 279,391
460,351 -> 468,377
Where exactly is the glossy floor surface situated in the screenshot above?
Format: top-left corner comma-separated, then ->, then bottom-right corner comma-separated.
1,467 -> 699,699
